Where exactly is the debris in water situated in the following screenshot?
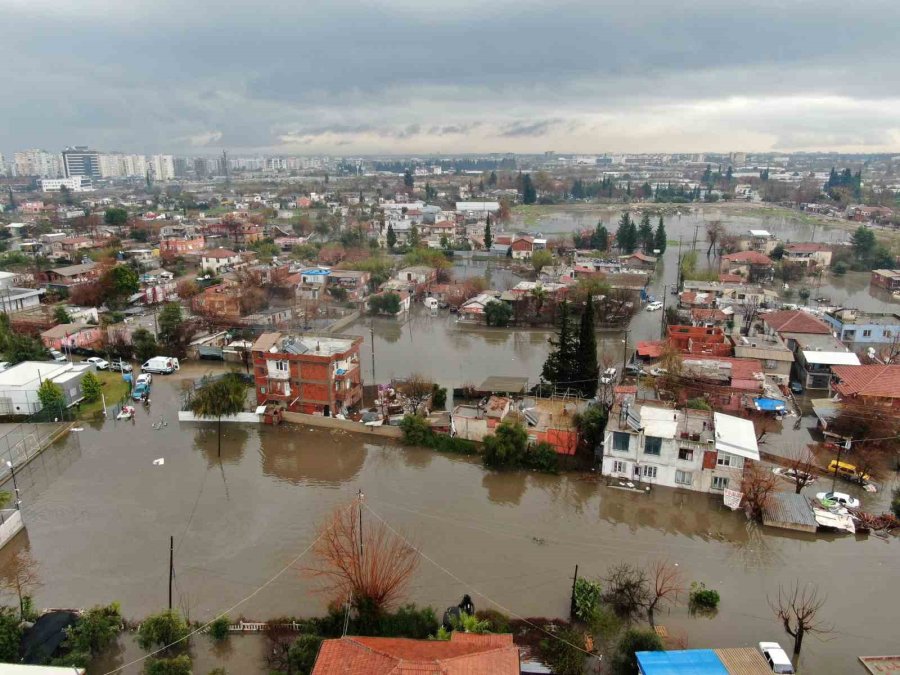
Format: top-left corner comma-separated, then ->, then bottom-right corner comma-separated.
153,458 -> 165,466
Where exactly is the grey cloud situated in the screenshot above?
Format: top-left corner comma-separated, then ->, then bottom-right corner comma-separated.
499,119 -> 564,137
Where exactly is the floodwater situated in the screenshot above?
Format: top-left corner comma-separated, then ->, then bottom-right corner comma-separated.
0,373 -> 896,674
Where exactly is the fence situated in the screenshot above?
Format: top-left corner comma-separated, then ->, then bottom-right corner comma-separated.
0,418 -> 72,481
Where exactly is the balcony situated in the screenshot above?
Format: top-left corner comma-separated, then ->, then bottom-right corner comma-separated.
334,361 -> 360,379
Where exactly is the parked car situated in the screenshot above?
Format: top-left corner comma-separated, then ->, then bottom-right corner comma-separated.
815,491 -> 860,509
141,357 -> 180,374
109,360 -> 133,373
646,301 -> 663,311
49,349 -> 67,363
600,367 -> 617,385
86,357 -> 110,370
136,373 -> 152,386
132,382 -> 150,401
624,363 -> 645,376
759,642 -> 795,674
827,459 -> 869,483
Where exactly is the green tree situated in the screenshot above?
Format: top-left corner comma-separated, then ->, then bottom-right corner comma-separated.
0,313 -> 47,364
798,287 -> 811,305
483,216 -> 493,250
53,306 -> 72,324
482,420 -> 528,468
137,610 -> 190,652
56,603 -> 122,666
610,629 -> 664,675
539,627 -> 586,675
615,212 -> 638,253
541,301 -> 578,393
850,226 -> 876,261
484,300 -> 513,327
157,302 -> 184,347
100,265 -> 140,309
638,213 -> 654,254
38,379 -> 65,412
654,216 -> 667,254
286,634 -> 324,674
409,225 -> 420,248
188,374 -> 248,457
532,249 -> 554,272
574,405 -> 607,453
208,616 -> 230,641
132,328 -> 159,363
144,655 -> 192,675
576,301 -> 598,397
591,222 -> 609,250
104,208 -> 129,226
0,607 -> 22,662
522,174 -> 537,204
403,169 -> 414,189
368,293 -> 402,315
81,372 -> 102,403
385,224 -> 397,250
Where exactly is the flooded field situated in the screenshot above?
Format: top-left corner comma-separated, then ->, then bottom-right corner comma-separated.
0,371 -> 895,674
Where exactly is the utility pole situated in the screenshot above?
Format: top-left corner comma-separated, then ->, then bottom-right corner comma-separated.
622,329 -> 630,373
168,535 -> 174,611
357,489 -> 364,561
660,285 -> 668,339
692,224 -> 701,252
569,564 -> 579,620
676,235 -> 684,289
369,324 -> 376,383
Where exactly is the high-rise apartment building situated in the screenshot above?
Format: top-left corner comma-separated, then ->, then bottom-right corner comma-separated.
62,146 -> 101,179
148,155 -> 175,181
14,149 -> 64,178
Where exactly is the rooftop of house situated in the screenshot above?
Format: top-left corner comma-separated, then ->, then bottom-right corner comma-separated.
40,323 -> 92,339
0,361 -> 91,388
790,332 -> 851,353
252,332 -> 359,357
873,269 -> 900,279
832,364 -> 900,399
201,248 -> 239,259
636,340 -> 665,358
49,262 -> 97,277
721,250 -> 773,264
311,633 -> 519,675
785,242 -> 832,253
763,309 -> 832,335
825,308 -> 900,326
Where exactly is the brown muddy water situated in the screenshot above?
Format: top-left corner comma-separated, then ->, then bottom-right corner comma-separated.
0,371 -> 896,674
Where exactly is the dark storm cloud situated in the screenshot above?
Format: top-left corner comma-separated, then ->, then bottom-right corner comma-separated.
3,0 -> 900,153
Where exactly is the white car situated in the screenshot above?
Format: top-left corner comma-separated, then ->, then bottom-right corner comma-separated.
600,367 -> 617,385
646,301 -> 663,311
49,349 -> 67,363
136,373 -> 152,386
816,491 -> 859,509
759,642 -> 795,674
86,357 -> 110,370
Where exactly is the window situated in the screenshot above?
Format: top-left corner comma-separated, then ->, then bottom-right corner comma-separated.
675,470 -> 692,485
843,329 -> 856,339
644,436 -> 662,456
678,448 -> 694,461
764,359 -> 778,370
716,454 -> 733,467
612,460 -> 627,474
274,360 -> 289,372
612,432 -> 631,452
642,465 -> 658,479
862,329 -> 872,338
712,476 -> 729,490
885,330 -> 893,338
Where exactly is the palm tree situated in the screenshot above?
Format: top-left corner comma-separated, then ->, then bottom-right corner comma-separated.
189,374 -> 248,457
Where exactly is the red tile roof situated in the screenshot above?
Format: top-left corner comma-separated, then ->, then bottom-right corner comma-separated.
312,633 -> 519,674
637,340 -> 665,358
202,248 -> 239,259
718,273 -> 744,283
683,355 -> 764,387
691,308 -> 728,322
786,243 -> 831,253
832,364 -> 900,399
722,251 -> 773,264
763,310 -> 832,335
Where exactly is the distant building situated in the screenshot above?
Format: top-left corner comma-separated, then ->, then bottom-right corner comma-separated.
0,361 -> 93,415
782,242 -> 833,270
62,146 -> 101,180
831,364 -> 900,409
736,229 -> 779,255
871,269 -> 900,291
200,248 -> 240,275
719,251 -> 774,283
40,176 -> 92,193
0,271 -> 43,314
251,332 -> 363,416
40,323 -> 103,351
14,149 -> 63,178
822,308 -> 900,350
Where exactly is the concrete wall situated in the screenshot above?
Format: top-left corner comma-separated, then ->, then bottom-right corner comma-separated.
0,510 -> 24,550
282,411 -> 402,439
327,310 -> 361,334
177,411 -> 262,424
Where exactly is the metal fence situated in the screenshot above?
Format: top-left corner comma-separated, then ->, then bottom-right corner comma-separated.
0,404 -> 73,482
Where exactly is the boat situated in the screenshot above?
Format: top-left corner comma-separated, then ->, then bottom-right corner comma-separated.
116,405 -> 136,420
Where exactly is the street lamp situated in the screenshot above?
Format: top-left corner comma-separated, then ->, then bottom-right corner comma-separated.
5,461 -> 19,510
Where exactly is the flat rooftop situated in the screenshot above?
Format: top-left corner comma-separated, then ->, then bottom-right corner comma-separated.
0,361 -> 90,388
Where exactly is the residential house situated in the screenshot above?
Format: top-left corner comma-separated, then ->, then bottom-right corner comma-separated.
0,360 -> 93,414
40,323 -> 103,351
200,248 -> 240,275
871,269 -> 900,291
459,291 -> 504,322
732,333 -> 794,384
251,332 -> 363,416
667,325 -> 733,357
736,229 -> 780,254
312,633 -> 519,675
43,262 -> 101,295
788,333 -> 861,390
58,236 -> 94,256
602,401 -> 760,494
159,235 -> 205,256
762,309 -> 833,338
782,243 -> 833,272
0,271 -> 43,314
822,309 -> 900,351
453,395 -> 512,441
192,284 -> 242,320
522,397 -> 582,456
679,355 -> 769,412
394,266 -> 437,286
509,235 -> 547,260
328,270 -> 370,301
679,290 -> 716,310
637,648 -> 772,674
831,364 -> 900,409
691,308 -> 729,327
719,251 -> 774,283
619,252 -> 658,268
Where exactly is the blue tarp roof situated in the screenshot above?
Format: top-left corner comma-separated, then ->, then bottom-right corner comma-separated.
754,397 -> 786,411
637,649 -> 728,675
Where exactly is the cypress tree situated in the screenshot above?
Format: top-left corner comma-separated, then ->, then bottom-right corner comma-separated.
386,224 -> 397,250
654,216 -> 667,255
541,301 -> 578,394
483,215 -> 493,250
638,213 -> 654,254
576,300 -> 598,398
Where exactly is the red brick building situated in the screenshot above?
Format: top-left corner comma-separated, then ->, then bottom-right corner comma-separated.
251,332 -> 363,415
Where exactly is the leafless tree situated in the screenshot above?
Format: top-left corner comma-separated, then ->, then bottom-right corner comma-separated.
396,373 -> 435,414
602,563 -> 649,620
769,581 -> 832,655
0,549 -> 41,618
644,559 -> 685,627
304,501 -> 419,616
741,462 -> 778,522
785,447 -> 819,494
850,446 -> 882,485
706,221 -> 725,256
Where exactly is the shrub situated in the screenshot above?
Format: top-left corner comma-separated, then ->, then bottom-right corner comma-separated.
685,397 -> 711,411
475,608 -> 511,633
833,260 -> 848,275
137,610 -> 190,651
573,578 -> 603,622
689,582 -> 720,610
539,626 -> 587,675
586,605 -> 621,637
144,655 -> 192,675
431,384 -> 447,409
0,607 -> 22,662
399,415 -> 477,455
81,372 -> 103,403
374,605 -> 439,639
208,616 -> 230,641
610,628 -> 663,675
286,634 -> 323,673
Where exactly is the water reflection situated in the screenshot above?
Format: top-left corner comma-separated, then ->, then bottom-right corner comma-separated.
258,425 -> 367,486
482,471 -> 527,506
193,424 -> 250,466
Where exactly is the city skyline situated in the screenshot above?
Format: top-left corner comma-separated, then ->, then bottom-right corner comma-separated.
3,0 -> 900,156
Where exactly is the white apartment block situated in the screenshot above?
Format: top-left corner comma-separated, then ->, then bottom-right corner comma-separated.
14,149 -> 64,178
40,176 -> 93,192
601,402 -> 759,495
99,154 -> 148,178
148,154 -> 175,181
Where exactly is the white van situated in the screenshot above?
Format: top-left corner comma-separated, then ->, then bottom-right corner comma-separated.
141,356 -> 180,374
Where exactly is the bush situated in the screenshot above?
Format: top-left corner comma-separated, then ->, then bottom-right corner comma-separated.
144,655 -> 192,675
0,607 -> 22,662
286,633 -> 323,673
373,605 -> 439,639
586,604 -> 621,637
539,626 -> 587,675
64,603 -> 122,659
81,372 -> 103,403
689,582 -> 720,610
137,610 -> 190,651
475,608 -> 511,633
685,397 -> 711,411
431,384 -> 447,409
833,260 -> 848,275
369,292 -> 402,315
610,628 -> 663,675
209,615 -> 230,641
399,415 -> 477,455
891,488 -> 900,519
573,578 -> 603,622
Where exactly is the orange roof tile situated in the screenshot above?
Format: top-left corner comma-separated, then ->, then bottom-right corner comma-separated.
763,310 -> 832,335
832,364 -> 900,399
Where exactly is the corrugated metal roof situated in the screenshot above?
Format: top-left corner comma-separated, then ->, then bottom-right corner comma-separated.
714,648 -> 774,674
762,492 -> 817,531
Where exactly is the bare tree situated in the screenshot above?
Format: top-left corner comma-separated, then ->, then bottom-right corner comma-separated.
0,549 -> 41,618
602,563 -> 649,620
644,559 -> 684,627
769,581 -> 832,655
741,462 -> 778,522
850,446 -> 881,485
304,502 -> 419,617
706,221 -> 725,257
785,446 -> 819,494
396,374 -> 435,415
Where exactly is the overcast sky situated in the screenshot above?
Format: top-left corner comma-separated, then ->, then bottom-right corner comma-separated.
4,0 -> 900,156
